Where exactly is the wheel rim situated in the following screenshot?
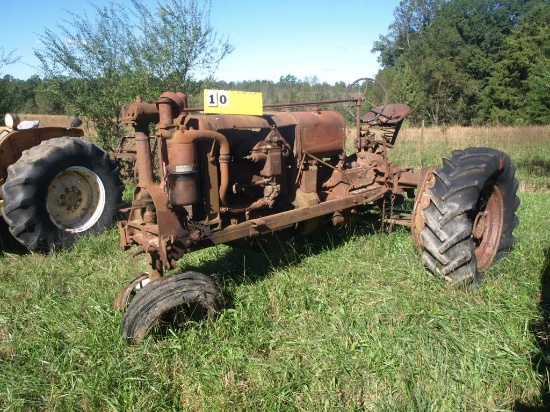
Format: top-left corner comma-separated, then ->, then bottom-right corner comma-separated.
46,166 -> 106,232
114,273 -> 151,311
472,182 -> 504,271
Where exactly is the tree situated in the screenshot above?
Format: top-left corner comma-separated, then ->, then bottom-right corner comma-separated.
0,48 -> 21,117
373,0 -> 543,125
35,0 -> 234,149
0,75 -> 17,116
0,47 -> 20,74
372,0 -> 447,68
481,1 -> 550,124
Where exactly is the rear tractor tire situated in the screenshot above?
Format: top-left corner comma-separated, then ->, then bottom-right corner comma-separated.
413,147 -> 520,287
121,272 -> 225,342
1,137 -> 124,251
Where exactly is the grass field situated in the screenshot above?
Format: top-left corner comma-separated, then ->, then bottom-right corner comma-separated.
1,124 -> 549,410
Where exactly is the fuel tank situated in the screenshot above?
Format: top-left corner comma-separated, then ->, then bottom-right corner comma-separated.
183,109 -> 346,158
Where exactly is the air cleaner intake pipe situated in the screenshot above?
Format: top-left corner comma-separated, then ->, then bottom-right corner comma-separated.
169,129 -> 231,206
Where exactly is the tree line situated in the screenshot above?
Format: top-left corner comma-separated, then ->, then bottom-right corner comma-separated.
0,74 -> 350,116
1,0 -> 549,149
374,0 -> 550,125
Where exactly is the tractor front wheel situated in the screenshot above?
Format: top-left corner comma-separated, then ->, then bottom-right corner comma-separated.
121,271 -> 225,342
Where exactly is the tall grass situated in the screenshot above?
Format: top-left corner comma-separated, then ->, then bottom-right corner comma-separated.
0,126 -> 549,410
393,125 -> 550,193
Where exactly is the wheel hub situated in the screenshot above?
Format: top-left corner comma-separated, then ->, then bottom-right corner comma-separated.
61,186 -> 83,210
473,183 -> 505,271
473,211 -> 487,240
46,166 -> 106,233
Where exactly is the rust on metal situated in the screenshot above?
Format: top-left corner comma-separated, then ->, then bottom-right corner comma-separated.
361,103 -> 410,125
116,88 -> 418,287
108,77 -> 521,344
411,167 -> 435,250
473,184 -> 505,271
113,273 -> 150,310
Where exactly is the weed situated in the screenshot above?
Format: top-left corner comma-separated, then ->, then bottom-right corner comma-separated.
0,127 -> 549,410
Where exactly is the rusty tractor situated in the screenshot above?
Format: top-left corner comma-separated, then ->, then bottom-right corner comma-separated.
0,113 -> 124,251
115,78 -> 519,341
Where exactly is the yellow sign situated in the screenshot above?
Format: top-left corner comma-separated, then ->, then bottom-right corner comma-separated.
203,90 -> 263,116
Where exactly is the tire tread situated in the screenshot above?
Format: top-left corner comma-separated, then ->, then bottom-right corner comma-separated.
419,147 -> 519,286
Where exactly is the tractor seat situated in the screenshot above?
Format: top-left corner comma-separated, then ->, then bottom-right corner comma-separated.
361,104 -> 411,126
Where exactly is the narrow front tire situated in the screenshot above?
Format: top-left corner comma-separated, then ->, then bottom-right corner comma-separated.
121,272 -> 225,342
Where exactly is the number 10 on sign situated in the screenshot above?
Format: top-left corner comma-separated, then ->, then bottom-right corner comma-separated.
206,90 -> 229,107
203,90 -> 263,115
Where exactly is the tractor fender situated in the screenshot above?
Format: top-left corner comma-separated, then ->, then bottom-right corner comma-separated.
0,127 -> 84,186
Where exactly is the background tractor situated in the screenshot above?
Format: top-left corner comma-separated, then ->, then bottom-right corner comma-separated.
112,78 -> 520,341
0,113 -> 124,251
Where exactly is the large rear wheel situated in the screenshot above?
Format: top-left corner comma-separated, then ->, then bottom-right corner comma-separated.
1,137 -> 124,251
415,147 -> 520,287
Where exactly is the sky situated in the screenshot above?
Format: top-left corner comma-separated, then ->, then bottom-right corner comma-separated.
1,0 -> 400,85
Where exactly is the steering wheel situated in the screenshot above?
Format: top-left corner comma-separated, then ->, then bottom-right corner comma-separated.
346,77 -> 388,123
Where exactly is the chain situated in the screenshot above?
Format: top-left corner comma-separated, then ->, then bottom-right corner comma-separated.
380,193 -> 396,253
380,194 -> 396,232
381,197 -> 387,232
389,194 -> 396,231
387,194 -> 396,251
